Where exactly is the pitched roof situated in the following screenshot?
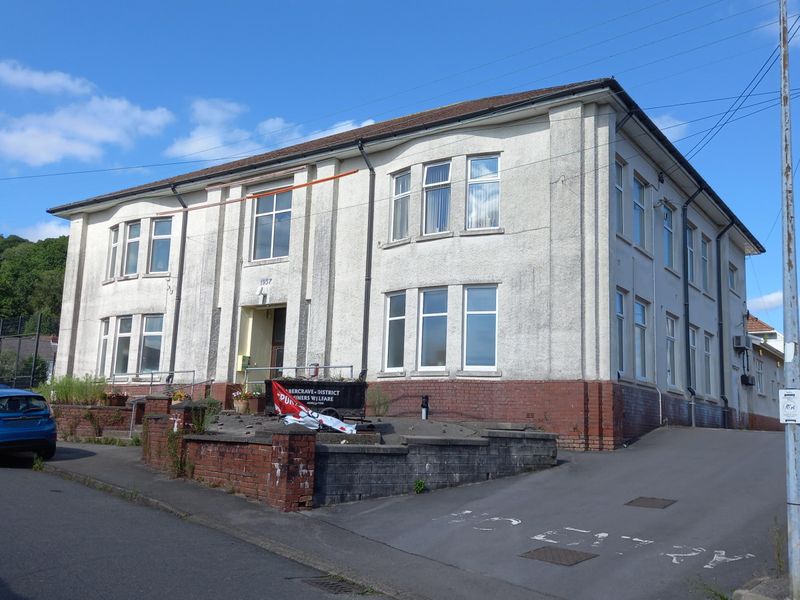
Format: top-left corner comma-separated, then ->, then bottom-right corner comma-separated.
747,314 -> 775,333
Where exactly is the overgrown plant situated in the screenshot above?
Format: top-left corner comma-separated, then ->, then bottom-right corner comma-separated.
413,479 -> 426,494
203,399 -> 221,430
166,430 -> 185,478
36,375 -> 106,405
191,406 -> 206,434
31,455 -> 44,472
83,410 -> 103,437
366,386 -> 390,417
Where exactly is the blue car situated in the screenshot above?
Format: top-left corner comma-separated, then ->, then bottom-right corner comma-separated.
0,388 -> 57,459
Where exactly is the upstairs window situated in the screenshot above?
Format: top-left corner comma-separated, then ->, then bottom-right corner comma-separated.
149,218 -> 172,273
686,225 -> 696,283
140,315 -> 163,373
107,226 -> 119,279
385,293 -> 405,371
663,206 -> 674,269
728,263 -> 738,291
615,161 -> 624,235
253,190 -> 292,260
123,222 -> 141,276
701,236 -> 711,292
633,178 -> 646,247
423,162 -> 450,234
391,172 -> 410,241
466,156 -> 500,230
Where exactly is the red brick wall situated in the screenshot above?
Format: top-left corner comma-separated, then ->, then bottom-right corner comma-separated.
186,440 -> 272,501
267,432 -> 316,511
142,415 -> 172,471
53,405 -> 132,437
746,412 -> 784,431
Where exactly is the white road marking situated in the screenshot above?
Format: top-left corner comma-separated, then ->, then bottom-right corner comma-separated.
532,531 -> 560,544
663,546 -> 706,565
592,533 -> 609,547
565,527 -> 591,533
703,550 -> 756,569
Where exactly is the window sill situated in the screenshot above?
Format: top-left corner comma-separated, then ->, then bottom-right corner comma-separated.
455,369 -> 502,378
416,231 -> 454,243
380,238 -> 411,250
633,245 -> 653,261
101,278 -> 115,286
664,266 -> 680,279
459,227 -> 504,237
702,291 -> 715,302
245,256 -> 289,268
410,369 -> 450,377
143,272 -> 170,279
729,288 -> 741,299
616,232 -> 633,246
688,281 -> 701,293
634,378 -> 657,390
377,370 -> 405,378
118,274 -> 140,281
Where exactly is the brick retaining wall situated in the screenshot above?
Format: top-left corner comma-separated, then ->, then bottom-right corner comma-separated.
53,405 -> 132,438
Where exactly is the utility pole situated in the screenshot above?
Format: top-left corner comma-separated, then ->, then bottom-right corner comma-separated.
780,0 -> 800,597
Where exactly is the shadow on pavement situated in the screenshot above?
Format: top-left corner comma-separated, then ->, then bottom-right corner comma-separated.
0,446 -> 95,468
0,578 -> 31,600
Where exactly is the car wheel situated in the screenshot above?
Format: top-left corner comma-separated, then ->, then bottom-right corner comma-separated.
39,443 -> 56,460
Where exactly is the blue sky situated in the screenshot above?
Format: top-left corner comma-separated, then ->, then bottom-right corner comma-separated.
0,0 -> 795,327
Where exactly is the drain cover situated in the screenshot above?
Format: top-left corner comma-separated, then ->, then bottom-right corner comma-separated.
625,496 -> 676,509
302,575 -> 368,595
521,546 -> 598,566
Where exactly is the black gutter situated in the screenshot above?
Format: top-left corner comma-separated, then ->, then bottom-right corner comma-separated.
168,184 -> 188,378
716,219 -> 736,428
357,141 -> 376,379
682,188 -> 703,403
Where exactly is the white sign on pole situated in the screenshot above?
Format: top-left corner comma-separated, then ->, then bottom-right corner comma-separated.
780,389 -> 800,423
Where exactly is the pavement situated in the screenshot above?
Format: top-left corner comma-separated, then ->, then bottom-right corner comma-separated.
26,426 -> 790,600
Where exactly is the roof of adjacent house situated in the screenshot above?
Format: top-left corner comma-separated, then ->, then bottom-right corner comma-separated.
747,314 -> 776,334
47,77 -> 764,253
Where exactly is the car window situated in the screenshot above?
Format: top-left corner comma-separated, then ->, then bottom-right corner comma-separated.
0,396 -> 48,413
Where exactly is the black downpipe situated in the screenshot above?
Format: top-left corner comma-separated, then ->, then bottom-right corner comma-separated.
357,141 -> 376,379
682,189 -> 702,425
168,185 -> 189,379
716,219 -> 735,428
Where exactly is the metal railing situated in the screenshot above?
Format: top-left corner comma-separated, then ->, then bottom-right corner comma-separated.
243,364 -> 355,393
108,370 -> 197,395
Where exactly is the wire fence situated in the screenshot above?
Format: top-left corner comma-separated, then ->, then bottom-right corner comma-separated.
0,314 -> 57,389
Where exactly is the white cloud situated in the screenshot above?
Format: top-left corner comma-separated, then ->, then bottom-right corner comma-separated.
748,290 -> 783,311
0,96 -> 173,166
652,114 -> 689,142
0,59 -> 94,95
12,220 -> 71,241
164,98 -> 262,161
256,116 -> 375,148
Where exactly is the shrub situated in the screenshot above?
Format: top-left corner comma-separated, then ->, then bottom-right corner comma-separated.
366,386 -> 390,417
36,375 -> 106,405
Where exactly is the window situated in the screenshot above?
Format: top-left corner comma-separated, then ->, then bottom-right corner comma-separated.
385,293 -> 405,371
703,333 -> 713,396
666,315 -> 677,387
615,161 -> 624,235
149,218 -> 172,273
419,289 -> 447,369
123,221 -> 140,276
466,156 -> 500,230
391,172 -> 410,241
701,236 -> 711,292
107,226 -> 119,279
423,162 -> 451,234
755,358 -> 765,394
689,326 -> 698,389
464,286 -> 497,369
615,291 -> 625,374
728,263 -> 738,291
686,225 -> 696,283
634,300 -> 647,379
140,315 -> 163,373
114,316 -> 133,375
98,318 -> 109,377
633,178 -> 646,246
663,206 -> 674,269
253,190 -> 292,260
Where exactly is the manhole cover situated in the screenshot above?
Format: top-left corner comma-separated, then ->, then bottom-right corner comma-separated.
625,496 -> 676,509
521,546 -> 598,566
302,575 -> 368,595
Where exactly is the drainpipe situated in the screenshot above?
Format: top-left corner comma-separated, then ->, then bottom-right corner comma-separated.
716,219 -> 735,428
682,188 -> 702,426
357,141 -> 376,379
168,184 -> 189,379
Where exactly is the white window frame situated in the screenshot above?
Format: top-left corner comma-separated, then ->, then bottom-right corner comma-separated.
139,314 -> 164,373
663,205 -> 674,269
422,162 -> 451,235
703,332 -> 713,396
666,315 -> 677,387
701,236 -> 711,292
615,290 -> 625,375
123,221 -> 141,276
686,225 -> 696,284
615,160 -> 625,235
384,292 -> 406,372
148,217 -> 172,274
113,315 -> 133,375
391,171 -> 410,242
98,318 -> 110,377
107,226 -> 119,279
466,155 -> 500,231
252,189 -> 292,260
633,177 -> 647,247
418,288 -> 448,371
728,263 -> 738,292
689,326 -> 698,389
634,299 -> 648,380
755,358 -> 765,394
463,285 -> 498,370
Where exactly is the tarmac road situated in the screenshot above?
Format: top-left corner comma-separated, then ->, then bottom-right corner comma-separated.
311,427 -> 787,600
